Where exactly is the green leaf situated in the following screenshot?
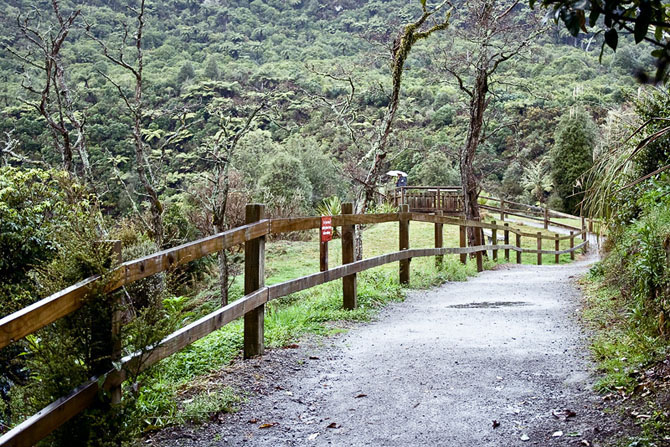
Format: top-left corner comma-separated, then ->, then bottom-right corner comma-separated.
604,28 -> 618,51
635,7 -> 652,43
589,8 -> 600,28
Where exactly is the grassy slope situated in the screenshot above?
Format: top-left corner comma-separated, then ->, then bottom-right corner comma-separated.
581,270 -> 670,446
136,218 -> 584,429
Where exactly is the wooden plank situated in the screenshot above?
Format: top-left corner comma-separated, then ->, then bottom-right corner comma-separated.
399,204 -> 410,285
341,203 -> 357,310
126,288 -> 269,373
0,376 -> 103,447
270,217 -> 320,233
333,213 -> 398,226
244,204 -> 265,359
0,275 -> 99,350
0,220 -> 273,350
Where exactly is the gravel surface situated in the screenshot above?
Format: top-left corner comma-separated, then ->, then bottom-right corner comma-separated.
150,247 -> 622,447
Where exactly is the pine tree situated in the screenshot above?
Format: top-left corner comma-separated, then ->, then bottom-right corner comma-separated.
551,109 -> 597,213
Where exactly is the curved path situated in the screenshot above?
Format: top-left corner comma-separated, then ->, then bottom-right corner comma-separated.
155,249 -> 614,446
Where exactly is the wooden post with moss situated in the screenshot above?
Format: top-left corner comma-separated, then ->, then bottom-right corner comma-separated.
399,204 -> 410,284
434,211 -> 443,268
570,231 -> 575,261
504,223 -> 510,262
459,224 -> 467,265
516,233 -> 522,264
536,232 -> 542,265
491,220 -> 498,261
342,202 -> 357,309
244,204 -> 265,359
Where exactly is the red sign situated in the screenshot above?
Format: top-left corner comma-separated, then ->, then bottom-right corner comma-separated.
320,216 -> 333,243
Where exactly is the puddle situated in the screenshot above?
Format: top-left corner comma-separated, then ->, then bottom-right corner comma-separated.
447,301 -> 529,309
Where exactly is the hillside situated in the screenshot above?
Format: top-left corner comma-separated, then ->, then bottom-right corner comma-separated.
0,0 -> 644,216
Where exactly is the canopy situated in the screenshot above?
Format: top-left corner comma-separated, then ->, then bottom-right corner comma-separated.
386,170 -> 407,177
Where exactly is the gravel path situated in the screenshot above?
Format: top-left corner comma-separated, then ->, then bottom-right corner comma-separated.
152,248 -> 617,447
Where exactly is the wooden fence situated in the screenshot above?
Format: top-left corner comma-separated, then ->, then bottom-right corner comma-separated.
0,202 -> 590,446
389,186 -> 464,215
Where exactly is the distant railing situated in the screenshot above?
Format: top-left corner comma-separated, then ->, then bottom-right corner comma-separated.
390,186 -> 463,215
0,202 -> 590,446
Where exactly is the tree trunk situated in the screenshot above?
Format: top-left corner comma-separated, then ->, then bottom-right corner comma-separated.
460,65 -> 488,247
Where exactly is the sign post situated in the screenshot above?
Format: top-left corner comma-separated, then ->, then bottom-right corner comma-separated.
320,216 -> 333,272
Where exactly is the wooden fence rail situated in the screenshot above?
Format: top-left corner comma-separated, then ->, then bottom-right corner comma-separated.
0,202 -> 590,446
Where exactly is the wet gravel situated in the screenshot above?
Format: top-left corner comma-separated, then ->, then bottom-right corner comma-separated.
150,250 -> 623,447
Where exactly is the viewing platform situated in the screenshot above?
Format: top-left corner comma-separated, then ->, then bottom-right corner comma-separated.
389,186 -> 464,215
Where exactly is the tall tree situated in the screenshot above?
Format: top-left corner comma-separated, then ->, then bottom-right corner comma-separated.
190,96 -> 267,305
551,109 -> 597,213
358,1 -> 451,212
4,1 -> 93,184
442,0 -> 544,245
88,0 -> 165,246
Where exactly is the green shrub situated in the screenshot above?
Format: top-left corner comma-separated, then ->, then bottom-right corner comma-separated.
258,152 -> 313,206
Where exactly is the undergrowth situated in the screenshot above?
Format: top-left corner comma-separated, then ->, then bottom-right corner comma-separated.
582,266 -> 670,447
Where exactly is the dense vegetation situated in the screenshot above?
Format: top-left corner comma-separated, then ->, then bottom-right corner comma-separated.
1,0 -> 669,444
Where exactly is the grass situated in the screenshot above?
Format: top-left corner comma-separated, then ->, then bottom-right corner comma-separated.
134,217 -> 582,432
581,268 -> 667,393
581,267 -> 670,446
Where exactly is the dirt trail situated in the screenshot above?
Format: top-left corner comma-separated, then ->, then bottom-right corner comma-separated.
154,248 -> 618,447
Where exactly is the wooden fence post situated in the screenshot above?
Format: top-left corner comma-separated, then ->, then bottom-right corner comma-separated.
536,232 -> 542,265
436,188 -> 441,212
504,223 -> 510,262
554,233 -> 560,264
544,206 -> 549,230
342,202 -> 357,310
491,220 -> 498,262
588,218 -> 593,233
516,233 -> 522,264
570,231 -> 575,261
581,215 -> 586,233
399,204 -> 410,285
434,210 -> 443,268
107,240 -> 123,405
475,224 -> 483,273
320,240 -> 328,272
459,224 -> 467,265
500,199 -> 505,221
244,204 -> 265,359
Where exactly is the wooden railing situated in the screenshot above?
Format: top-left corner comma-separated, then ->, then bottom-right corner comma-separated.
0,202 -> 590,446
390,186 -> 463,215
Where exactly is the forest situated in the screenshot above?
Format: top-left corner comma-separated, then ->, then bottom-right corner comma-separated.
1,0 -> 670,445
